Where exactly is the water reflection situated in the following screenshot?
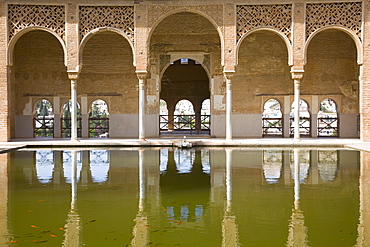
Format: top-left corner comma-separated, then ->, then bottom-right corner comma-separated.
6,148 -> 363,246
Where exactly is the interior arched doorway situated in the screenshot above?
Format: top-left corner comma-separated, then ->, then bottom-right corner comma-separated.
149,11 -> 221,137
159,59 -> 210,136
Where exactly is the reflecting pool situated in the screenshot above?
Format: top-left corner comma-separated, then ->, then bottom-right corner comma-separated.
0,148 -> 368,246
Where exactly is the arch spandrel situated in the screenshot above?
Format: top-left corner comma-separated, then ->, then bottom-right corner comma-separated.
8,27 -> 68,67
305,26 -> 363,65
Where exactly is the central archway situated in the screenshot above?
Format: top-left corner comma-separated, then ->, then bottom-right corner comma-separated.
149,11 -> 221,137
160,59 -> 210,135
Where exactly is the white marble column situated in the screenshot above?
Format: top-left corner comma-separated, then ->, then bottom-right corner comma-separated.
68,72 -> 79,142
137,72 -> 147,141
291,71 -> 304,141
224,71 -> 235,141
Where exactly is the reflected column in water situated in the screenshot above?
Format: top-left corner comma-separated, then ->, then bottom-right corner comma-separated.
287,149 -> 308,247
53,151 -> 63,187
62,150 -> 80,247
357,151 -> 370,246
222,149 -> 239,247
0,153 -> 8,244
131,149 -> 149,247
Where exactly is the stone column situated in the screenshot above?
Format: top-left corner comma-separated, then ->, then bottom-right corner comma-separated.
66,3 -> 80,141
224,71 -> 235,140
137,71 -> 147,141
291,71 -> 304,141
68,72 -> 79,142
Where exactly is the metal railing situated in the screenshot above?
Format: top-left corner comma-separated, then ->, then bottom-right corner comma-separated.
160,114 -> 210,134
289,117 -> 311,137
262,117 -> 283,137
34,116 -> 54,137
89,117 -> 109,137
318,117 -> 338,137
61,118 -> 82,138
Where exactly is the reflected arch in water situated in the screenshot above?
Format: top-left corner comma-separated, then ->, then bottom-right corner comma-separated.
35,150 -> 54,184
262,150 -> 282,184
89,150 -> 110,183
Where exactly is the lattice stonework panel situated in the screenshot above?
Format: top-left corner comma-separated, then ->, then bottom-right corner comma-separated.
148,5 -> 223,28
237,5 -> 292,42
79,6 -> 134,41
8,4 -> 65,41
306,2 -> 362,40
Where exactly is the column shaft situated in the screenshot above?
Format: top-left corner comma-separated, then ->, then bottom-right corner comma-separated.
137,72 -> 147,141
293,79 -> 300,140
71,80 -> 77,141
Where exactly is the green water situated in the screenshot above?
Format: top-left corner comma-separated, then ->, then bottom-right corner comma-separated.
1,148 -> 363,246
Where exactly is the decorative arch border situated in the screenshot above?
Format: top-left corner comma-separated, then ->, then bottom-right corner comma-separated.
79,27 -> 136,67
236,27 -> 293,66
7,26 -> 68,67
147,8 -> 224,67
304,26 -> 363,65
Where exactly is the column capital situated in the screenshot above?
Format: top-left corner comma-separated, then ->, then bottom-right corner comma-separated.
223,70 -> 235,80
290,70 -> 304,80
136,71 -> 148,80
67,70 -> 80,80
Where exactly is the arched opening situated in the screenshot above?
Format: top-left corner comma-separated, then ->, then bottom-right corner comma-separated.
235,30 -> 290,137
80,31 -> 135,138
150,11 -> 220,137
290,99 -> 311,137
160,59 -> 210,135
304,29 -> 359,138
34,99 -> 54,138
262,99 -> 283,137
318,98 -> 338,137
61,100 -> 82,138
89,99 -> 109,138
13,30 -> 67,138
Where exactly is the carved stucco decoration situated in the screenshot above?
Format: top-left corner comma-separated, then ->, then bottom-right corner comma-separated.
8,4 -> 65,41
236,4 -> 292,42
79,6 -> 134,42
148,5 -> 223,29
306,2 -> 362,40
339,80 -> 358,99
